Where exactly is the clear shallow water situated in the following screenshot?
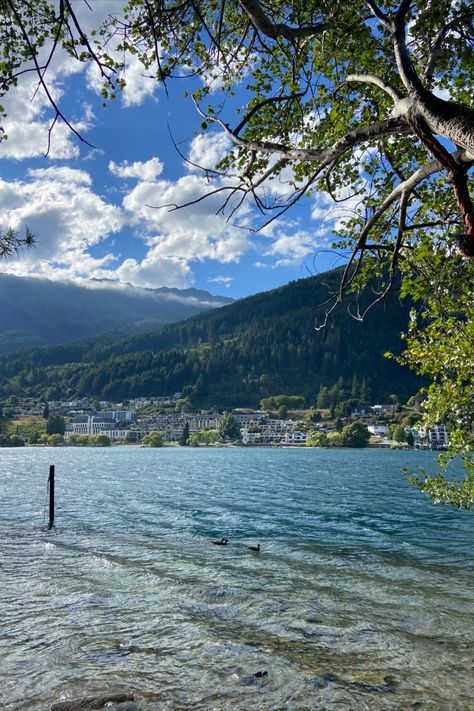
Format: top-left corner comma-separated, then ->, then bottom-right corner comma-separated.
0,447 -> 473,711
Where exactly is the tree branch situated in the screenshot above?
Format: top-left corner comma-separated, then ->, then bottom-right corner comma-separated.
346,73 -> 403,103
365,0 -> 393,30
233,91 -> 305,136
356,152 -> 471,251
408,115 -> 474,255
197,97 -> 410,165
5,0 -> 94,152
423,8 -> 474,87
238,0 -> 329,40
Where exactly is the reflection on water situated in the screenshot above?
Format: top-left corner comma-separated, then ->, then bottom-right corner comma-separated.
0,447 -> 473,710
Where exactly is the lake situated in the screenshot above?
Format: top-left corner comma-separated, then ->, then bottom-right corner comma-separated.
1,447 -> 473,710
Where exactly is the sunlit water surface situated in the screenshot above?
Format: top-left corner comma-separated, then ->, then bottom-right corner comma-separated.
0,447 -> 473,710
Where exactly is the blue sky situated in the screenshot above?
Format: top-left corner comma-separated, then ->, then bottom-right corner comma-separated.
0,3 -> 344,300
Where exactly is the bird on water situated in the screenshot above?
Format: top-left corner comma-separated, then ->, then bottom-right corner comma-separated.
248,543 -> 261,552
213,537 -> 229,545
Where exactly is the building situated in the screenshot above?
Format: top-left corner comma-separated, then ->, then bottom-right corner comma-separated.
427,424 -> 449,450
65,415 -> 130,440
367,424 -> 389,436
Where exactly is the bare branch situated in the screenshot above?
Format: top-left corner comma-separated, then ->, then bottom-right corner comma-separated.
5,0 -> 95,151
346,74 -> 403,103
64,0 -> 113,82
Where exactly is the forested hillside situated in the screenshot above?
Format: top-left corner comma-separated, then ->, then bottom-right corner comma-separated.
0,274 -> 232,355
0,269 -> 421,407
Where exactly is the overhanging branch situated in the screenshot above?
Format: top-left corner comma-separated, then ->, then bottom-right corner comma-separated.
238,0 -> 329,40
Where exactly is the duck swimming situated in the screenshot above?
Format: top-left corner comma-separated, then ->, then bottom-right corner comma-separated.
213,538 -> 229,545
248,544 -> 261,552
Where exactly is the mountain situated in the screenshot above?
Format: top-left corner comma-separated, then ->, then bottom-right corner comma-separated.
0,273 -> 233,355
0,268 -> 422,407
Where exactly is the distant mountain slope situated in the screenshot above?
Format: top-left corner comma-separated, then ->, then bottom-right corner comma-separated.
0,269 -> 421,407
0,274 -> 232,355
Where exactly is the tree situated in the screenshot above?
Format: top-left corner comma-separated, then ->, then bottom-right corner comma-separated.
8,434 -> 25,447
335,399 -> 359,418
141,431 -> 165,447
90,434 -> 112,446
327,432 -> 343,447
179,422 -> 190,446
42,403 -> 50,420
396,260 -> 474,508
260,395 -> 305,411
175,398 -> 193,413
47,433 -> 64,446
307,409 -> 322,424
307,430 -> 328,447
0,226 -> 34,259
189,430 -> 218,446
391,424 -> 408,443
218,412 -> 241,441
341,422 -> 371,447
46,415 -> 65,435
316,386 -> 331,410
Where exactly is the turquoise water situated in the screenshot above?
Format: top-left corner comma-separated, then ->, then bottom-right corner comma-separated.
0,447 -> 473,710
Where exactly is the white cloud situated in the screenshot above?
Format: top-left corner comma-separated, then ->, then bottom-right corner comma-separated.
0,67 -> 91,159
109,157 -> 164,181
117,254 -> 194,289
27,166 -> 92,185
0,168 -> 123,277
86,45 -> 159,108
122,173 -> 251,263
263,229 -> 322,266
207,275 -> 233,287
187,132 -> 232,172
0,1 -> 146,159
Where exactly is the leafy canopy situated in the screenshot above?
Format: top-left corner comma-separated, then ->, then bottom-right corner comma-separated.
395,253 -> 474,509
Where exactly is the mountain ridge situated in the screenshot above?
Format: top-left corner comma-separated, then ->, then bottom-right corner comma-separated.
0,268 -> 421,407
0,273 -> 233,355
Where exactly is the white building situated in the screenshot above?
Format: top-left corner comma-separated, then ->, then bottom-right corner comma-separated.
367,424 -> 389,436
101,410 -> 135,422
65,416 -> 130,440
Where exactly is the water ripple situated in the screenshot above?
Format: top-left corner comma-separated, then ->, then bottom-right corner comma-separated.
0,447 -> 473,710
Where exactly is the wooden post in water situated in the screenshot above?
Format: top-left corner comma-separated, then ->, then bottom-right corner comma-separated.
48,465 -> 55,528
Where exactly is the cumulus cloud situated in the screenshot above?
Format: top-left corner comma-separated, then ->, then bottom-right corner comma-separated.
263,228 -> 325,267
0,167 -> 123,278
187,132 -> 232,172
0,1 -> 158,159
0,66 -> 91,160
117,254 -> 194,289
122,173 -> 251,263
109,157 -> 164,181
